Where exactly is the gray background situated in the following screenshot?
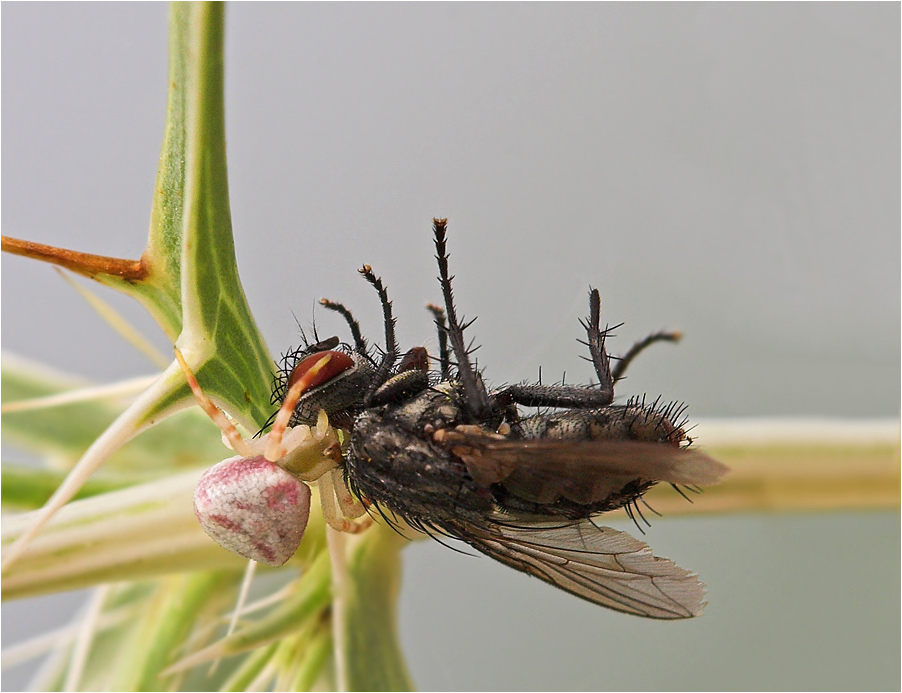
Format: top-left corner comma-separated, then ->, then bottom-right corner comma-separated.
2,3 -> 899,690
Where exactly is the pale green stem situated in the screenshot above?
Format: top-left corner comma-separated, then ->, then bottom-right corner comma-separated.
208,559 -> 258,677
291,625 -> 332,691
1,469 -> 245,600
1,608 -> 129,669
1,360 -> 193,572
163,551 -> 332,673
63,585 -> 109,692
326,526 -> 349,692
227,560 -> 258,638
220,642 -> 279,692
0,375 -> 158,414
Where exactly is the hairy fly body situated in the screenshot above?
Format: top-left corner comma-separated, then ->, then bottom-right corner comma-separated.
274,219 -> 728,619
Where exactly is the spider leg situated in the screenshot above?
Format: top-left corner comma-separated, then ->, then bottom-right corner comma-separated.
174,348 -> 255,458
264,354 -> 335,462
331,468 -> 370,523
318,472 -> 371,533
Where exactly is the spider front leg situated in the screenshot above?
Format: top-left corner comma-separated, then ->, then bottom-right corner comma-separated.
318,468 -> 373,534
175,348 -> 258,458
175,348 -> 365,565
331,467 -> 367,519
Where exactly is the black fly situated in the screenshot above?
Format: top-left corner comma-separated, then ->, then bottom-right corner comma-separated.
272,219 -> 728,619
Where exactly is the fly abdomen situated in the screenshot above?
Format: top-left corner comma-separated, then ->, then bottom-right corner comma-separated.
516,402 -> 687,447
436,400 -> 712,518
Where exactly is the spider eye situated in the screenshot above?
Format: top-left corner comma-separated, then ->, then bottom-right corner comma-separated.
288,350 -> 355,391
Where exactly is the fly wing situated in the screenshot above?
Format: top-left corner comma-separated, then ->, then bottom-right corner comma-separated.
448,436 -> 728,505
456,519 -> 707,619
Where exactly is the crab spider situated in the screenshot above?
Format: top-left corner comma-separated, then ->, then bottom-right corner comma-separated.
175,348 -> 371,567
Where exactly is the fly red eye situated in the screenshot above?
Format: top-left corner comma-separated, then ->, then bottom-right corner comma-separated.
288,350 -> 355,391
398,346 -> 429,372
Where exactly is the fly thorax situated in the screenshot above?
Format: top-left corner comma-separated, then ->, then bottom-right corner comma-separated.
379,382 -> 463,433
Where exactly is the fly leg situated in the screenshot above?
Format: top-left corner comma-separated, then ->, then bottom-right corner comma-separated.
359,264 -> 399,403
320,298 -> 369,356
369,341 -> 432,405
494,288 -> 616,410
496,382 -> 615,409
369,368 -> 430,406
432,218 -> 493,421
426,303 -> 451,380
580,287 -> 615,402
612,330 -> 682,382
